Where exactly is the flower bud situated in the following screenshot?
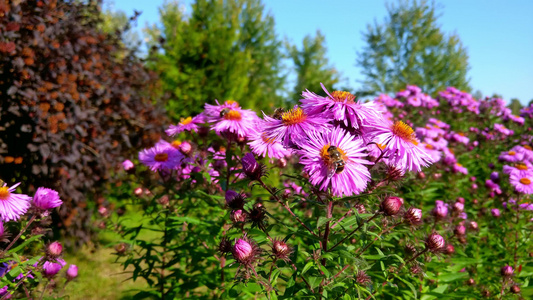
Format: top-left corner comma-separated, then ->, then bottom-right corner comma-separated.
249,202 -> 267,230
404,207 -> 422,225
468,221 -> 478,231
272,239 -> 291,261
66,265 -> 78,280
232,238 -> 256,264
241,153 -> 266,181
134,187 -> 143,196
491,208 -> 501,218
453,202 -> 464,212
469,176 -> 476,182
510,285 -> 521,294
43,259 -> 66,278
490,171 -> 500,183
471,183 -> 478,190
356,270 -> 371,285
417,172 -> 426,179
115,243 -> 128,255
466,278 -> 475,286
277,158 -> 287,168
98,206 -> 108,217
380,196 -> 403,216
454,225 -> 466,236
225,190 -> 246,210
433,173 -> 442,180
230,209 -> 247,223
426,233 -> 445,252
48,241 -> 63,257
445,244 -> 455,255
432,201 -> 448,219
33,187 -> 63,211
218,237 -> 233,254
501,265 -> 514,277
179,141 -> 192,155
122,159 -> 134,171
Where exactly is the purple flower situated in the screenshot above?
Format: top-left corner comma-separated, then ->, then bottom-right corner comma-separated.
499,150 -> 524,163
298,127 -> 372,197
452,163 -> 468,175
371,121 -> 433,172
432,200 -> 448,219
263,106 -> 332,147
138,140 -> 184,171
241,153 -> 266,181
207,104 -> 258,138
491,208 -> 501,218
232,237 -> 261,266
47,241 -> 63,257
43,259 -> 66,278
300,84 -> 383,129
0,183 -> 31,222
248,120 -> 292,159
33,187 -> 62,211
510,173 -> 533,194
166,114 -> 204,136
380,196 -> 403,216
66,264 -> 78,280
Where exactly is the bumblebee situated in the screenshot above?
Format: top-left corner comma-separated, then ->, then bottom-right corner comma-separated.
271,107 -> 285,120
220,108 -> 231,118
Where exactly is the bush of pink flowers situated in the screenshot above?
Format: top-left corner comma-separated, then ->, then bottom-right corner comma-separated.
107,84 -> 532,299
0,183 -> 77,298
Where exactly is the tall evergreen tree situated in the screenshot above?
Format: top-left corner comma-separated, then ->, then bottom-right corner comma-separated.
287,30 -> 340,103
357,0 -> 470,96
146,0 -> 284,120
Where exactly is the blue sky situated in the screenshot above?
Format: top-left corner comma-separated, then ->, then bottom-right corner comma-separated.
107,0 -> 533,103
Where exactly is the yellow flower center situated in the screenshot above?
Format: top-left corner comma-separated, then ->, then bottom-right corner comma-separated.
180,116 -> 193,125
171,140 -> 182,149
225,100 -> 239,107
392,121 -> 418,145
425,144 -> 434,150
0,187 -> 10,200
524,145 -> 532,150
154,153 -> 169,162
330,91 -> 356,104
377,143 -> 386,150
516,163 -> 528,171
508,151 -> 516,156
224,110 -> 242,121
456,163 -> 463,167
281,107 -> 307,126
261,133 -> 275,144
458,132 -> 465,136
519,178 -> 531,185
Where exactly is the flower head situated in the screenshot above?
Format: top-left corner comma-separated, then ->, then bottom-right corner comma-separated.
43,259 -> 66,278
510,173 -> 533,194
426,233 -> 445,252
205,100 -> 257,138
300,84 -> 383,129
166,114 -> 204,136
371,121 -> 433,172
122,159 -> 134,171
47,241 -> 63,257
263,106 -> 332,147
138,140 -> 184,171
248,120 -> 292,159
33,187 -> 62,211
0,183 -> 31,222
298,127 -> 372,197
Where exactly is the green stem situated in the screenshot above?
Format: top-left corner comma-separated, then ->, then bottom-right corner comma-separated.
328,213 -> 380,252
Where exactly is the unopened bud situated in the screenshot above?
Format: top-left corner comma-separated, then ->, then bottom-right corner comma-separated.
233,238 -> 253,263
230,209 -> 247,223
272,239 -> 291,261
218,237 -> 233,254
501,265 -> 514,277
404,207 -> 422,225
426,233 -> 445,252
115,243 -> 128,255
134,187 -> 143,196
454,225 -> 466,236
445,244 -> 455,255
66,265 -> 78,280
453,202 -> 464,212
242,153 -> 266,181
468,221 -> 478,231
179,141 -> 192,155
48,241 -> 63,257
510,285 -> 521,294
380,196 -> 403,216
466,278 -> 475,286
491,208 -> 501,218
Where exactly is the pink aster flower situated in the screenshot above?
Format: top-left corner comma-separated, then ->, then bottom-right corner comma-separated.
503,162 -> 533,176
509,173 -> 533,194
207,104 -> 258,138
247,120 -> 292,159
451,132 -> 469,145
138,140 -> 184,171
0,183 -> 31,222
452,163 -> 468,174
43,258 -> 66,278
166,114 -> 204,136
371,121 -> 433,172
494,123 -> 514,136
204,100 -> 240,117
298,127 -> 372,197
263,105 -> 332,147
32,187 -> 62,211
300,84 -> 383,129
406,96 -> 422,107
499,150 -> 524,163
420,143 -> 442,163
512,145 -> 533,161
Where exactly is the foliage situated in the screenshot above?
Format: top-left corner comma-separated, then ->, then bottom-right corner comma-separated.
145,0 -> 285,120
357,0 -> 471,96
0,0 -> 167,244
286,30 -> 341,103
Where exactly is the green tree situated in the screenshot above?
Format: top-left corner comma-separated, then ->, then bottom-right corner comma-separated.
509,98 -> 522,115
287,30 -> 341,103
357,0 -> 470,96
146,0 -> 285,120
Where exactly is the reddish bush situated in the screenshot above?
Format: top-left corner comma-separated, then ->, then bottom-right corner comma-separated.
0,0 -> 167,244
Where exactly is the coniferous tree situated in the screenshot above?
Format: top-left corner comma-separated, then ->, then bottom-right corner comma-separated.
287,30 -> 340,103
146,0 -> 284,120
357,0 -> 470,96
